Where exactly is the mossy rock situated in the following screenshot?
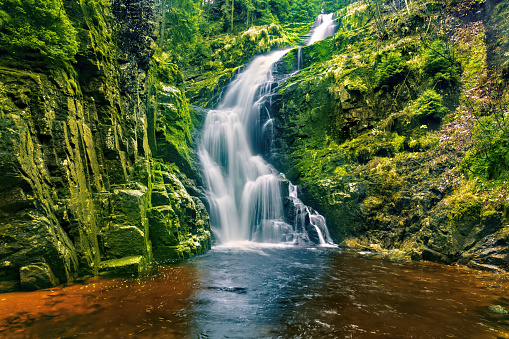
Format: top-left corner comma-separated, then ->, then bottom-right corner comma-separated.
152,245 -> 184,262
99,255 -> 147,277
19,262 -> 59,291
102,225 -> 148,259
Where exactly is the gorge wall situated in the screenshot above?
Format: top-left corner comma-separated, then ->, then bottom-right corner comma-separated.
271,0 -> 509,271
1,0 -> 508,293
0,0 -> 210,292
177,0 -> 509,273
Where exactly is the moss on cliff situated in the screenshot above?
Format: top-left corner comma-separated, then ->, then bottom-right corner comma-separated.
0,0 -> 212,292
0,0 -> 79,65
271,0 -> 509,271
185,23 -> 308,107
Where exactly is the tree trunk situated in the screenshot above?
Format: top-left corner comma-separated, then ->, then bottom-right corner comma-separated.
231,0 -> 234,31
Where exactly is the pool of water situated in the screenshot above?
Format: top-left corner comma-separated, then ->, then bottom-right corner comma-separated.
1,244 -> 509,338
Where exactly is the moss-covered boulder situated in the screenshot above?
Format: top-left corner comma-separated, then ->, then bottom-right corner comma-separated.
99,255 -> 147,277
154,86 -> 194,177
148,163 -> 211,262
0,210 -> 78,292
102,225 -> 148,259
19,262 -> 59,291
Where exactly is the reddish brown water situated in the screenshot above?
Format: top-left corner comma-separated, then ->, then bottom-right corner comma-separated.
1,246 -> 509,338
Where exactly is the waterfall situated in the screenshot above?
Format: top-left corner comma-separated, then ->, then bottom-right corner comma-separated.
306,13 -> 337,45
297,47 -> 303,70
198,15 -> 336,246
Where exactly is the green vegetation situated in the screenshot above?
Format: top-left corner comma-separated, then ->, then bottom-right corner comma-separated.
264,0 -> 509,263
375,51 -> 408,90
462,112 -> 509,181
0,0 -> 508,282
0,0 -> 78,64
422,40 -> 460,89
412,89 -> 448,119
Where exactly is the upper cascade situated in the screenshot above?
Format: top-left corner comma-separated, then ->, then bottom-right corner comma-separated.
306,13 -> 337,45
198,15 -> 335,246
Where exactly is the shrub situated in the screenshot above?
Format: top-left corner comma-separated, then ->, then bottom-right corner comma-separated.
375,51 -> 408,89
0,0 -> 78,64
413,89 -> 448,119
391,133 -> 405,152
462,112 -> 509,181
422,40 -> 460,89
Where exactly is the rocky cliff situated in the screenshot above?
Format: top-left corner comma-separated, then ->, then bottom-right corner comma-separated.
0,0 -> 210,292
179,0 -> 509,272
272,0 -> 509,271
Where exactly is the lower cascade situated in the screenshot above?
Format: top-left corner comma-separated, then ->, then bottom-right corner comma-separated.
198,17 -> 336,246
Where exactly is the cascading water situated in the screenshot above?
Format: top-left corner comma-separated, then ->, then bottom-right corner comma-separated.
306,13 -> 337,45
297,47 -> 303,70
198,14 -> 337,246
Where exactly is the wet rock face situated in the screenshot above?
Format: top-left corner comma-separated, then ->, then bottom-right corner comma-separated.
112,0 -> 157,71
269,1 -> 509,272
148,163 -> 211,261
19,262 -> 59,292
0,0 -> 210,292
0,210 -> 78,292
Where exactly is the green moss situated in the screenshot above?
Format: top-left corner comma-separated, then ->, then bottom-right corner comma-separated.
185,66 -> 241,107
375,51 -> 409,90
185,24 -> 297,107
363,196 -> 384,210
336,2 -> 369,31
0,0 -> 78,65
99,255 -> 147,276
447,186 -> 482,222
154,85 -> 195,177
301,38 -> 335,69
462,115 -> 509,181
391,133 -> 406,152
421,40 -> 460,89
78,0 -> 116,62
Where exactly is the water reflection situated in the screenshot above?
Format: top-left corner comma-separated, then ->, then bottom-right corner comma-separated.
1,246 -> 509,338
0,266 -> 198,338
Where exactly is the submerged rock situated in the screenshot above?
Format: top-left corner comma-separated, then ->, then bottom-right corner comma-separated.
488,305 -> 509,314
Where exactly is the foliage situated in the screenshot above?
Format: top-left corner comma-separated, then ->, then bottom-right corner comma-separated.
375,51 -> 409,89
391,133 -> 406,152
462,110 -> 509,181
152,50 -> 183,85
0,0 -> 78,64
164,0 -> 202,68
422,40 -> 460,89
412,89 -> 449,119
322,0 -> 351,13
203,0 -> 320,33
446,184 -> 482,222
287,0 -> 319,23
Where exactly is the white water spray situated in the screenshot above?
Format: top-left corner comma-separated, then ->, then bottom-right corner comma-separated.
306,13 -> 337,45
199,15 -> 336,246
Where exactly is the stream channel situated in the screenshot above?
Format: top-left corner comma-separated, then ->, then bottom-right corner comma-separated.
1,245 -> 509,338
